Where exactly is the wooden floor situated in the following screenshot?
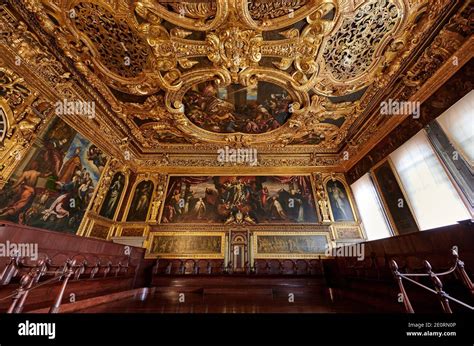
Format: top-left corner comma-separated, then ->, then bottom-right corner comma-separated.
77,286 -> 377,313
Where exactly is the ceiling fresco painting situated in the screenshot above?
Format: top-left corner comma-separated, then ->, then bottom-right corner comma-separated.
0,0 -> 469,169
183,81 -> 293,134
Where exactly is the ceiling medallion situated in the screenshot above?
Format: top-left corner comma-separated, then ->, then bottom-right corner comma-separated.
206,26 -> 263,76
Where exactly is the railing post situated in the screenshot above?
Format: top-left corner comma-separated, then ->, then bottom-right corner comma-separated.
0,256 -> 20,285
90,262 -> 99,279
390,259 -> 414,313
114,263 -> 121,277
49,259 -> 76,314
153,258 -> 159,275
123,261 -> 129,275
194,260 -> 199,275
424,260 -> 452,313
13,259 -> 46,313
452,246 -> 474,295
103,262 -> 112,278
74,261 -> 85,280
6,271 -> 33,313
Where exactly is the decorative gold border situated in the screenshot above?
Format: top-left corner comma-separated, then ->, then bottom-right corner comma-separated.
146,231 -> 226,259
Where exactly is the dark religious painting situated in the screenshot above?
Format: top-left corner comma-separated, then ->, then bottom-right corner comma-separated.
161,176 -> 318,224
326,180 -> 355,222
373,161 -> 418,235
183,81 -> 292,134
0,118 -> 107,233
126,180 -> 154,222
99,172 -> 125,219
150,234 -> 223,256
256,234 -> 328,255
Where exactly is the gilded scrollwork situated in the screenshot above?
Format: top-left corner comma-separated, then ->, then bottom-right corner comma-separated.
0,0 -> 465,170
0,64 -> 53,188
59,0 -> 422,151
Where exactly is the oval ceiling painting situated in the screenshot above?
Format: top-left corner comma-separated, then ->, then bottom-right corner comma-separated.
183,81 -> 293,134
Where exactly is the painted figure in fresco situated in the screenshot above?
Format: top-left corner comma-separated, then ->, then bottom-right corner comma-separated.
41,120 -> 74,177
58,147 -> 82,183
268,196 -> 287,220
0,161 -> 50,223
183,82 -> 292,134
42,166 -> 95,227
41,193 -> 70,221
193,198 -> 206,219
0,118 -> 104,233
261,186 -> 269,207
327,180 -> 354,222
128,181 -> 153,221
87,144 -> 106,173
331,185 -> 349,219
101,174 -> 124,219
43,137 -> 69,177
136,184 -> 152,215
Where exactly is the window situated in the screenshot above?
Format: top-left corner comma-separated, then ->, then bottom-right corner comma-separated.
351,173 -> 392,240
436,90 -> 474,163
390,131 -> 471,230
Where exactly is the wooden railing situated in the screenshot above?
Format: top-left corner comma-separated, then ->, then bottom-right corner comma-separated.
152,258 -> 325,276
391,246 -> 474,313
0,254 -> 135,313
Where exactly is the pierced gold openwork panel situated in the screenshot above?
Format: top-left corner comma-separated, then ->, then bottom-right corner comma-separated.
322,0 -> 400,81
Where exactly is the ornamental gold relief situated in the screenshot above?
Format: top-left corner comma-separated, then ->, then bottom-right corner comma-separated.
26,0 -> 415,149
2,0 -> 462,170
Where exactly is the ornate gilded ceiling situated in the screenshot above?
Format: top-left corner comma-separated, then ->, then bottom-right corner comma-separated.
0,0 -> 471,170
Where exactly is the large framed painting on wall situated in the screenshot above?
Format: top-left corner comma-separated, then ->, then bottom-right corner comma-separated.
148,232 -> 225,258
99,172 -> 126,220
253,232 -> 330,259
161,175 -> 318,224
0,118 -> 107,233
326,179 -> 355,222
126,180 -> 154,222
372,160 -> 418,235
